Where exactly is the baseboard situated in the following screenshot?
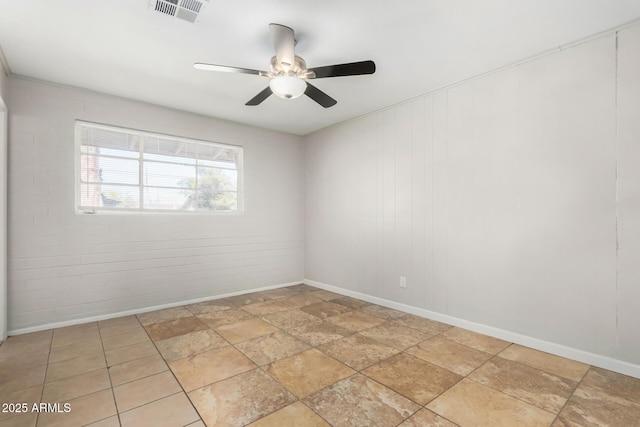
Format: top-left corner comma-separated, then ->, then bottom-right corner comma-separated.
8,280 -> 304,336
304,279 -> 640,379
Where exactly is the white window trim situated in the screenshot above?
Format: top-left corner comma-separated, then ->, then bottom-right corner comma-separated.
75,120 -> 244,214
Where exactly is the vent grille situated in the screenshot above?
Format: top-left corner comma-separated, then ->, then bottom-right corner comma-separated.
151,0 -> 208,23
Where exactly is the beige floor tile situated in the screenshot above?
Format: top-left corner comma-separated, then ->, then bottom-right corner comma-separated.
0,386 -> 42,423
362,353 -> 462,405
144,316 -> 208,341
104,340 -> 158,367
359,321 -> 433,350
299,301 -> 351,319
113,370 -> 182,412
188,369 -> 296,427
287,284 -> 318,293
427,378 -> 556,427
222,293 -> 270,306
0,413 -> 37,427
196,308 -> 254,329
283,294 -> 324,308
393,314 -> 453,335
185,299 -> 234,315
155,329 -> 229,362
98,318 -> 144,339
169,346 -> 256,391
41,368 -> 111,403
85,416 -> 121,427
214,318 -> 279,344
319,334 -> 399,370
265,348 -> 355,398
119,392 -> 200,427
48,338 -> 103,364
45,352 -> 107,383
308,290 -> 343,301
101,327 -> 150,350
247,401 -> 330,427
406,336 -> 492,376
304,373 -> 420,427
37,389 -> 117,427
286,320 -> 353,346
360,305 -> 408,320
136,306 -> 194,326
242,300 -> 293,316
108,353 -> 169,386
185,422 -> 206,427
259,287 -> 304,300
98,315 -> 140,330
0,331 -> 52,356
261,309 -> 320,329
0,348 -> 49,370
579,367 -> 640,404
499,344 -> 590,382
0,364 -> 47,395
398,409 -> 457,427
52,325 -> 100,348
235,331 -> 311,366
325,311 -> 385,332
469,356 -> 577,413
441,327 -> 511,354
554,381 -> 640,427
331,296 -> 372,310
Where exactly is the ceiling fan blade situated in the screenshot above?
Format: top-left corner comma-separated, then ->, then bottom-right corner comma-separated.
304,82 -> 337,108
308,60 -> 376,79
194,63 -> 265,76
245,87 -> 273,106
269,23 -> 296,68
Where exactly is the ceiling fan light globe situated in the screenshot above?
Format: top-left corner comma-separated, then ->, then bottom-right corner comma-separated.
269,76 -> 306,100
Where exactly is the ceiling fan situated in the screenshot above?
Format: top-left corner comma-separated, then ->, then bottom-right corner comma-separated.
194,23 -> 376,108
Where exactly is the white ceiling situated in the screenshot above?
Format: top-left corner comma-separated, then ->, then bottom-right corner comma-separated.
1,1 -> 639,135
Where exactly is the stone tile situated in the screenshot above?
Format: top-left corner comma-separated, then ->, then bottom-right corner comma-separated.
136,306 -> 194,326
0,413 -> 37,427
247,401 -> 330,427
286,284 -> 318,292
41,368 -> 111,403
155,329 -> 229,362
331,296 -> 372,310
214,318 -> 279,344
51,324 -> 100,348
100,327 -> 150,350
261,309 -> 320,329
441,327 -> 511,354
222,293 -> 270,306
393,314 -> 453,335
406,336 -> 492,376
325,311 -> 385,332
113,371 -> 182,412
579,367 -> 640,404
185,299 -> 234,315
188,369 -> 296,427
398,409 -> 458,427
287,320 -> 353,346
0,386 -> 42,423
362,353 -> 462,405
185,422 -> 206,427
242,300 -> 293,316
235,331 -> 311,366
0,348 -> 49,370
85,416 -> 121,427
359,321 -> 433,350
196,308 -> 254,329
304,374 -> 420,427
360,305 -> 407,320
499,344 -> 590,382
283,294 -> 324,308
319,334 -> 399,370
427,379 -> 556,426
98,315 -> 140,330
98,322 -> 145,339
119,392 -> 200,427
469,356 -> 577,413
144,316 -> 208,341
259,287 -> 304,300
48,338 -> 103,364
108,354 -> 169,386
46,352 -> 107,383
36,389 -> 117,427
299,301 -> 351,319
0,364 -> 46,394
308,290 -> 343,301
169,346 -> 256,391
553,381 -> 640,427
104,340 -> 158,367
265,349 -> 355,398
0,331 -> 52,356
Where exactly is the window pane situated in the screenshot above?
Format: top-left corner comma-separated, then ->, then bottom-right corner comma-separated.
196,167 -> 238,191
144,161 -> 195,188
81,155 -> 139,185
144,137 -> 197,164
198,191 -> 237,211
143,187 -> 195,210
99,185 -> 140,209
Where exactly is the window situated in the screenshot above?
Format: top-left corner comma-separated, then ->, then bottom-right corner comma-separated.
76,121 -> 243,213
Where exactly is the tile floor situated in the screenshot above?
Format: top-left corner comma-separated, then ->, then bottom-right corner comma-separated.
1,284 -> 639,427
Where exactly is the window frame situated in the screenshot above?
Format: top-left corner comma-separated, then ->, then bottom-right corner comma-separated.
75,120 -> 244,214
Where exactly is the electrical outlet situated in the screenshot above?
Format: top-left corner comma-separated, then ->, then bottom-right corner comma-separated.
400,276 -> 407,288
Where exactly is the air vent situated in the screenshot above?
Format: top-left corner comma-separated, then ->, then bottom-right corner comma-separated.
151,0 -> 209,23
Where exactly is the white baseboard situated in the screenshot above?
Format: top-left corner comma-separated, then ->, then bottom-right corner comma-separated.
7,280 -> 304,336
304,279 -> 640,379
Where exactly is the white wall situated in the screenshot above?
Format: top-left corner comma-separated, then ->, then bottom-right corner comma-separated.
305,27 -> 639,370
7,77 -> 304,331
